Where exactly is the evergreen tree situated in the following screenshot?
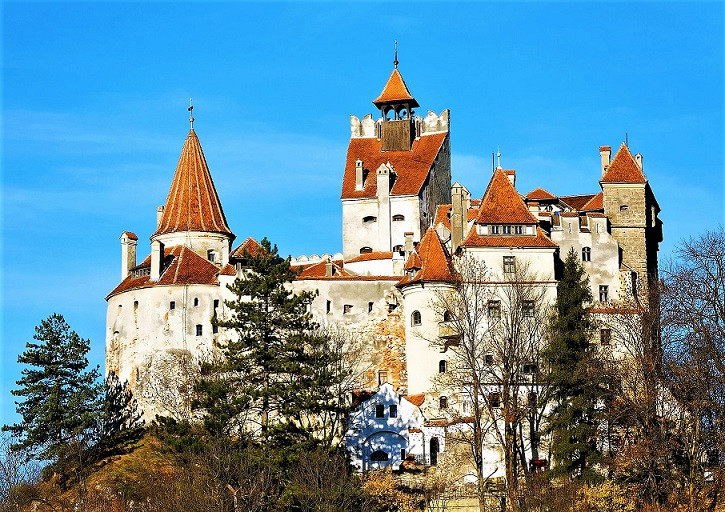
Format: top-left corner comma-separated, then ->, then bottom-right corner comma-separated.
194,238 -> 350,448
543,248 -> 604,481
4,314 -> 102,463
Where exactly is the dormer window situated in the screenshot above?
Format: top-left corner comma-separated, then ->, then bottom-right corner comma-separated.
503,225 -> 512,234
360,247 -> 373,254
363,216 -> 377,223
491,225 -> 500,234
514,225 -> 523,234
392,214 -> 405,222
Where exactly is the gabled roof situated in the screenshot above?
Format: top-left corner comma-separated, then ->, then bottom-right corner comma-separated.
397,229 -> 458,287
462,226 -> 557,249
340,132 -> 447,199
230,237 -> 264,259
559,194 -> 597,211
372,68 -> 419,108
581,192 -> 604,211
601,143 -> 646,183
475,169 -> 538,225
154,130 -> 233,238
107,245 -> 222,299
526,187 -> 557,200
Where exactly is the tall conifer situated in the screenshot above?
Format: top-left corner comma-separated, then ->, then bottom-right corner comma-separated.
544,248 -> 604,481
4,314 -> 102,463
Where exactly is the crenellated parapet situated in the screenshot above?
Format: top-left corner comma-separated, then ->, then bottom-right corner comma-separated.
350,110 -> 450,139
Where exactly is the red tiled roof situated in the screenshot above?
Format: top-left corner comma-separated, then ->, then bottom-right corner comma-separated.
106,245 -> 222,299
154,130 -> 234,238
372,68 -> 419,108
581,192 -> 604,211
406,394 -> 425,407
230,237 -> 263,259
296,259 -> 350,279
340,132 -> 448,199
475,169 -> 538,225
559,194 -> 597,211
346,251 -> 393,263
398,229 -> 458,287
433,204 -> 479,231
122,231 -> 138,241
601,143 -> 646,183
404,251 -> 422,270
462,226 -> 557,249
526,187 -> 556,200
219,263 -> 236,276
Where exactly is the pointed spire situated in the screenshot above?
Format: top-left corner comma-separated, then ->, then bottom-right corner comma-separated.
153,130 -> 233,237
372,56 -> 419,109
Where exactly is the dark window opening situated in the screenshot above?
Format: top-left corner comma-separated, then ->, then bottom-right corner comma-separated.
378,371 -> 389,386
488,392 -> 501,408
523,363 -> 537,374
488,301 -> 501,319
600,328 -> 611,346
393,214 -> 405,222
484,354 -> 494,365
370,450 -> 388,462
368,301 -> 374,313
360,247 -> 373,254
440,396 -> 448,409
326,300 -> 331,314
582,246 -> 591,262
412,310 -> 422,326
439,360 -> 447,373
389,404 -> 398,418
522,300 -> 535,317
344,304 -> 352,314
401,448 -> 406,460
375,404 -> 385,418
363,216 -> 377,223
193,297 -> 199,307
443,310 -> 452,322
170,301 -> 176,310
503,256 -> 516,274
195,324 -> 202,336
599,285 -> 609,302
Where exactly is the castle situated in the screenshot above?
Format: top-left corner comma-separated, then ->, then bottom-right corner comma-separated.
105,59 -> 662,475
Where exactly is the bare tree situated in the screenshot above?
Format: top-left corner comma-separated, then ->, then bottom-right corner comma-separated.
432,254 -> 553,511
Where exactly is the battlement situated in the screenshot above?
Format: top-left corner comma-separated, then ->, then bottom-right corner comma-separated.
290,253 -> 344,266
350,110 -> 449,139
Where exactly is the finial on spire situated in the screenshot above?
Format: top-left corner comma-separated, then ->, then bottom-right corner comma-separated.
393,40 -> 398,69
496,146 -> 502,170
188,98 -> 195,130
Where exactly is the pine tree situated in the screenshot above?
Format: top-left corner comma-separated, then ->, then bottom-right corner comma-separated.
194,238 -> 350,448
4,314 -> 102,463
544,248 -> 604,481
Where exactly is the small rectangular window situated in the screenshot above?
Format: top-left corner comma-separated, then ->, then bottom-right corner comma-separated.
600,328 -> 611,346
522,300 -> 535,317
582,247 -> 591,262
195,324 -> 202,336
375,404 -> 385,418
599,285 -> 609,302
503,256 -> 515,274
523,363 -> 537,374
488,392 -> 501,408
214,299 -> 220,308
343,304 -> 352,314
484,354 -> 494,366
193,297 -> 199,307
514,225 -> 523,234
400,448 -> 406,460
503,225 -> 512,234
378,370 -> 389,386
170,301 -> 176,310
389,404 -> 398,418
326,300 -> 331,314
212,324 -> 219,334
368,301 -> 374,313
491,225 -> 500,234
487,301 -> 501,319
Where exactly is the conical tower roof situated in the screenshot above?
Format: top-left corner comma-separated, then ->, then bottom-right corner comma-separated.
373,68 -> 420,109
154,130 -> 233,237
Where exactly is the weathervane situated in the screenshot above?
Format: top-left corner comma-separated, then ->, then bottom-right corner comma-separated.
188,98 -> 195,130
394,40 -> 398,69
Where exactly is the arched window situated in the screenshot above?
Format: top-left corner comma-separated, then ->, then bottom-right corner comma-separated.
439,360 -> 447,373
582,246 -> 591,261
392,214 -> 405,222
439,396 -> 448,409
412,310 -> 422,326
360,247 -> 373,254
363,216 -> 377,223
393,244 -> 404,254
443,310 -> 453,322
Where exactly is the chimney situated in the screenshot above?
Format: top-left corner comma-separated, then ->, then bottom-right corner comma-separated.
221,239 -> 230,266
404,232 -> 414,259
377,163 -> 392,251
451,183 -> 469,253
599,146 -> 611,177
156,206 -> 165,227
325,261 -> 334,277
120,232 -> 138,279
635,153 -> 643,170
150,240 -> 165,281
355,160 -> 364,190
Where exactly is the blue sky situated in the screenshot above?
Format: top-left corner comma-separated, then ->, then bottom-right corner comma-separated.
2,2 -> 723,425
